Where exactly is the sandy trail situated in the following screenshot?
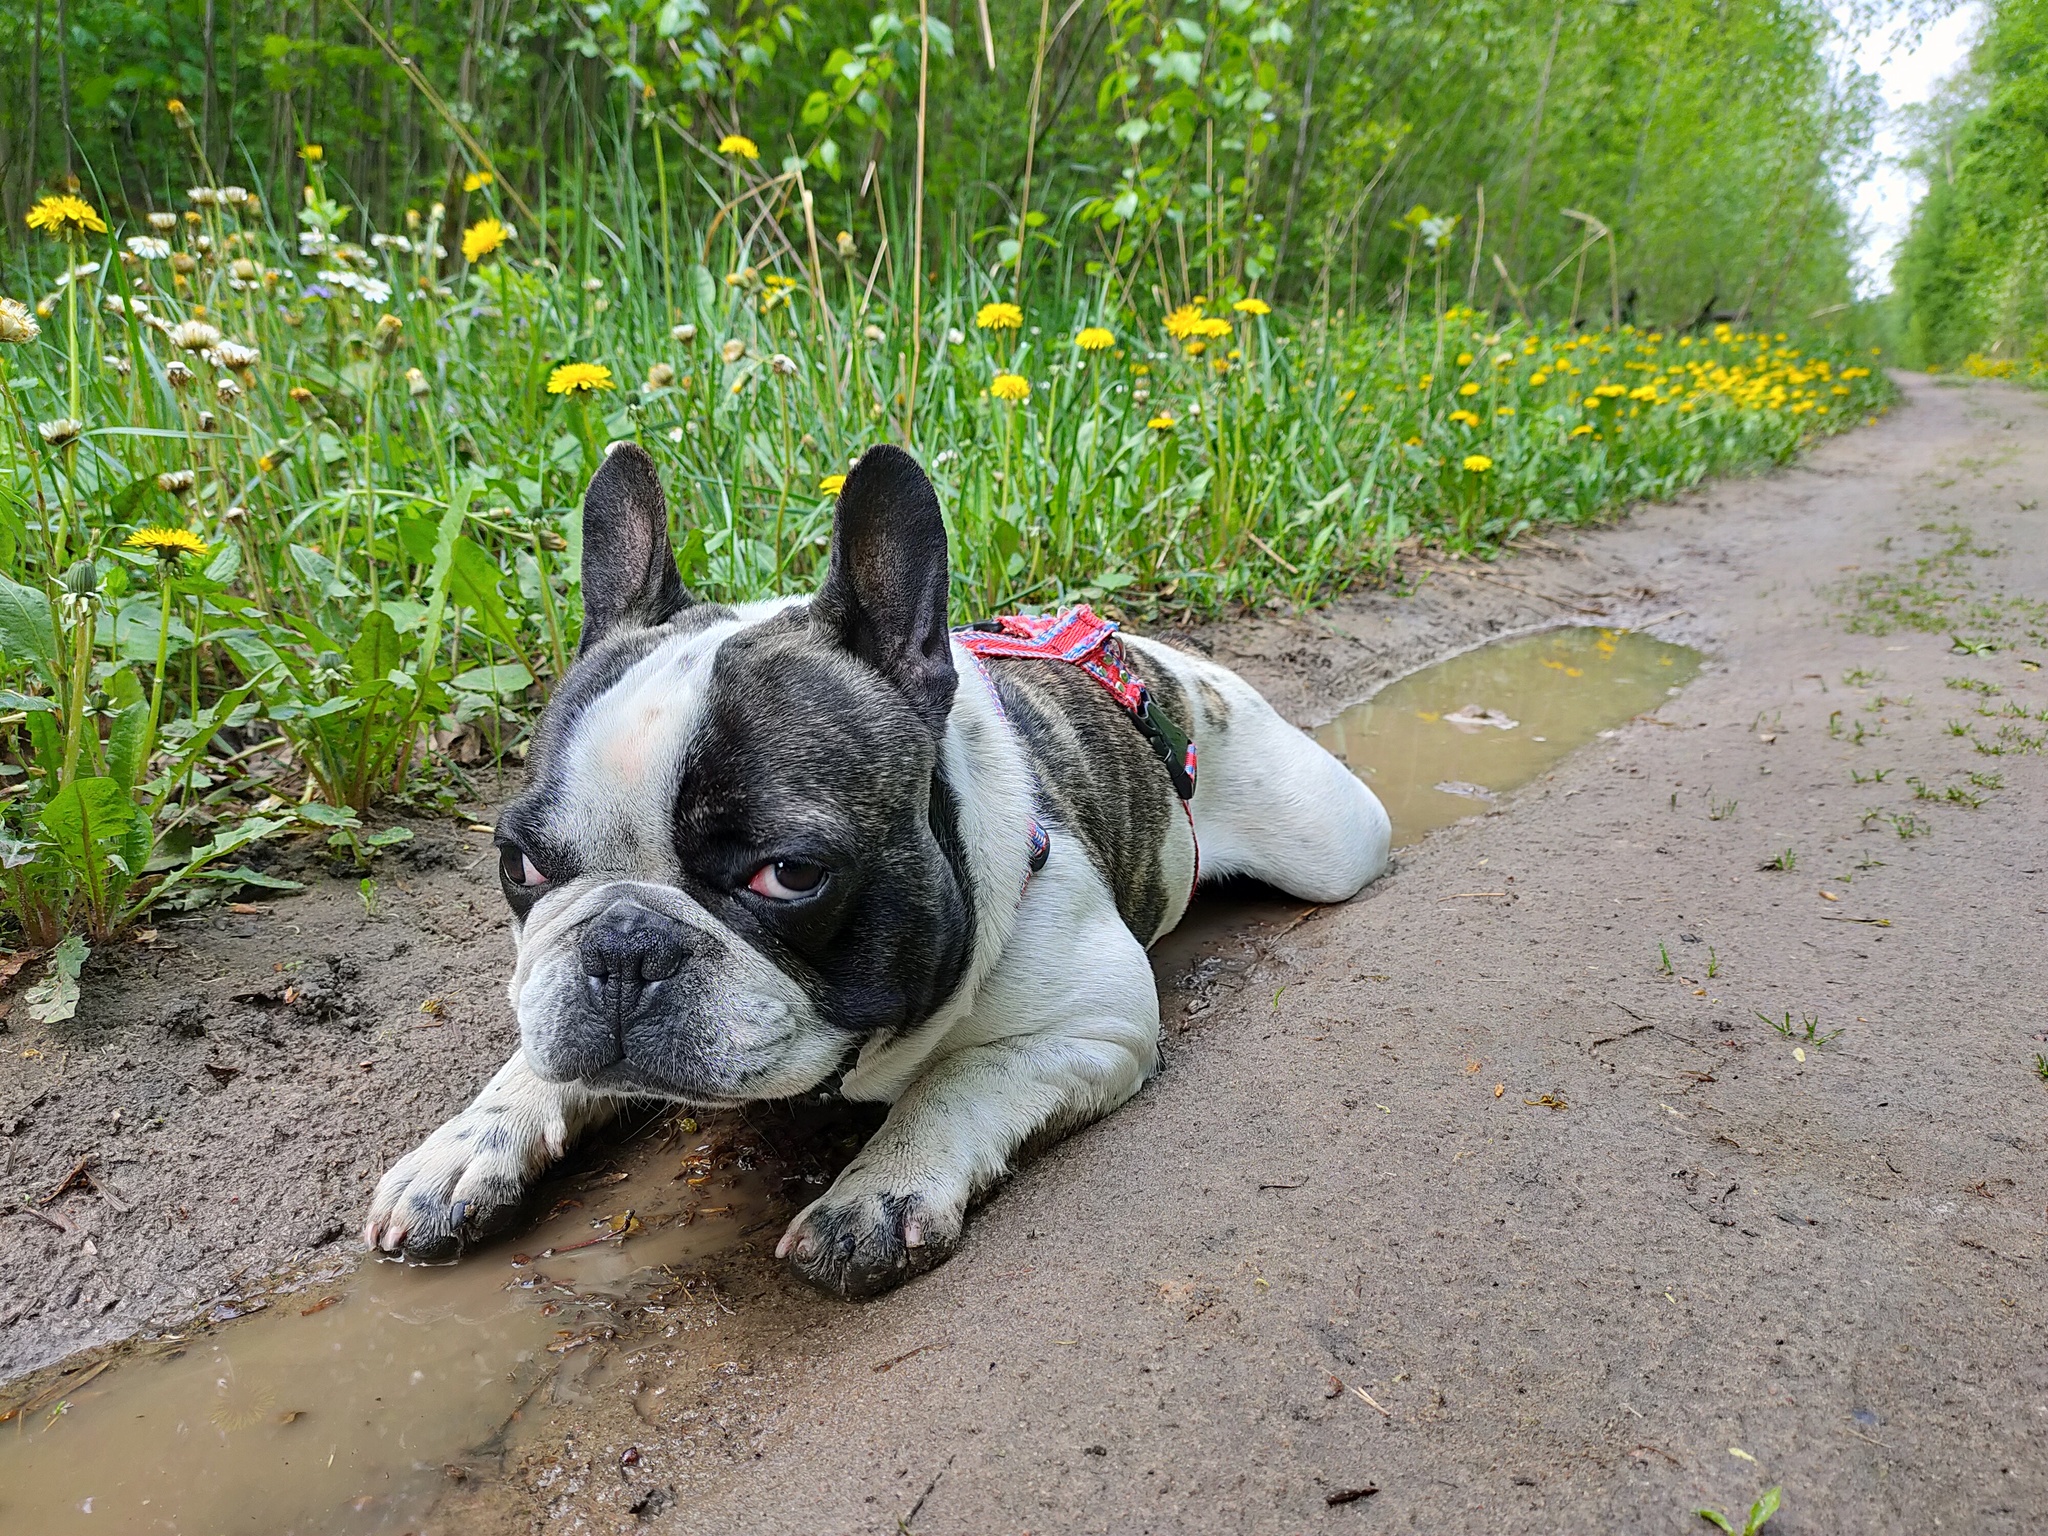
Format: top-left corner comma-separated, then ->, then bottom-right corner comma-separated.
458,373 -> 2048,1534
5,375 -> 2044,1535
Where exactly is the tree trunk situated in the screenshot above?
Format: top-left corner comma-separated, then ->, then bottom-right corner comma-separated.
204,0 -> 222,173
25,0 -> 42,207
1506,3 -> 1565,273
56,0 -> 72,178
1273,0 -> 1325,294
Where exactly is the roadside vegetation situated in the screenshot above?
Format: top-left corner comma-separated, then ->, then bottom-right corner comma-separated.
1,0 -> 1899,964
1891,0 -> 2048,378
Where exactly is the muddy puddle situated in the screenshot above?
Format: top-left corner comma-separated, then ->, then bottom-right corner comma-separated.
0,622 -> 1701,1533
1314,624 -> 1703,844
0,1109 -> 837,1535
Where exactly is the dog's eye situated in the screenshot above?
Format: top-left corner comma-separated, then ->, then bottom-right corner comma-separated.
501,847 -> 548,889
747,861 -> 825,901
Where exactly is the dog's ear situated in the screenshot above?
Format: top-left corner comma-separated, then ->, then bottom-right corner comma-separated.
576,442 -> 692,655
811,444 -> 956,735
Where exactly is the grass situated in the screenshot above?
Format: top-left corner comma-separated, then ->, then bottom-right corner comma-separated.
0,176 -> 1898,955
1760,848 -> 1797,872
1759,1010 -> 1839,1047
1699,1485 -> 1781,1535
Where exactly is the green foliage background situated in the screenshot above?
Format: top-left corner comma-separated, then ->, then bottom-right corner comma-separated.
0,0 -> 1881,326
1891,0 -> 2048,371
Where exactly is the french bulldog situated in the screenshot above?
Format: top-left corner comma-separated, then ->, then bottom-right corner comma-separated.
364,442 -> 1390,1297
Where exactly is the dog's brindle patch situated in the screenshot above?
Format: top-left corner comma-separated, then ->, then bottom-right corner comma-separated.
984,655 -> 1191,943
666,606 -> 977,1041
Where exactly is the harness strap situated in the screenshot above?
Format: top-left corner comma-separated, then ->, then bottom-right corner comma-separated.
958,608 -> 1199,799
958,607 -> 1200,910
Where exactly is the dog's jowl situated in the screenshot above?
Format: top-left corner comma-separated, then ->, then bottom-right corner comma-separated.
364,442 -> 1391,1297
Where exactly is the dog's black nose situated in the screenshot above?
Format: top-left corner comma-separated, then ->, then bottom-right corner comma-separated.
579,900 -> 691,1016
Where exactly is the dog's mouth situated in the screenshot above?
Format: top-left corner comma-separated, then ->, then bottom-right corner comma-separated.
571,1054 -> 758,1106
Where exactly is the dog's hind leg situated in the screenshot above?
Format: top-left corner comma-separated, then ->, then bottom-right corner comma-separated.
778,845 -> 1159,1299
364,1053 -> 621,1262
1128,638 -> 1391,904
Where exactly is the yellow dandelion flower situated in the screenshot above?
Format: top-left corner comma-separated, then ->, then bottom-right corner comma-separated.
1497,406 -> 1516,416
463,170 -> 495,193
1456,351 -> 1474,366
547,362 -> 615,396
718,135 -> 761,161
1196,316 -> 1232,339
976,302 -> 1023,331
1569,423 -> 1594,437
990,372 -> 1030,403
1447,409 -> 1480,427
1457,381 -> 1480,397
300,143 -> 323,162
1074,326 -> 1115,352
1164,304 -> 1205,340
166,98 -> 187,116
26,194 -> 107,238
1184,340 -> 1208,357
1232,297 -> 1271,316
1147,413 -> 1176,431
463,218 -> 510,263
125,525 -> 210,562
819,473 -> 848,495
1462,454 -> 1493,473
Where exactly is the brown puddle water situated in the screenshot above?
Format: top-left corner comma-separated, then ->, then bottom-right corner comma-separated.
1313,624 -> 1703,846
0,1112 -> 836,1535
0,623 -> 1701,1533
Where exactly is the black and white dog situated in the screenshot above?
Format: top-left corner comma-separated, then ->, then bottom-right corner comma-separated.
365,443 -> 1389,1297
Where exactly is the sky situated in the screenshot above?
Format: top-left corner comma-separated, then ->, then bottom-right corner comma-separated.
1841,3 -> 1985,298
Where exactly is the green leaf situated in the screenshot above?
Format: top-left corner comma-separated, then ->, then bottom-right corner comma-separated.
203,538 -> 242,585
23,934 -> 90,1024
1746,1487 -> 1782,1534
445,536 -> 522,651
106,697 -> 152,792
451,662 -> 533,696
1697,1512 -> 1737,1534
0,689 -> 58,713
293,801 -> 362,828
38,777 -> 143,911
363,826 -> 414,848
203,864 -> 306,892
349,608 -> 408,684
0,573 -> 57,676
687,263 -> 717,317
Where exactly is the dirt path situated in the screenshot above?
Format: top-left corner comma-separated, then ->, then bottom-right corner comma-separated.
449,373 -> 2048,1534
5,374 -> 2045,1535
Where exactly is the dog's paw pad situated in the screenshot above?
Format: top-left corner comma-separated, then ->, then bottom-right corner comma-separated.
363,1114 -> 531,1263
776,1187 -> 962,1299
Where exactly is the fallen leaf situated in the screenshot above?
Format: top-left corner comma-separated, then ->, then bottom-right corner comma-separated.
1819,890 -> 1839,901
1493,1083 -> 1505,1098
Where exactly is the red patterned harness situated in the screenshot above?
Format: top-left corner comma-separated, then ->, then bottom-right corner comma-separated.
956,606 -> 1201,908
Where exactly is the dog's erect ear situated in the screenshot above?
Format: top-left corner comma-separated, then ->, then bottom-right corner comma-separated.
811,444 -> 956,735
576,442 -> 691,655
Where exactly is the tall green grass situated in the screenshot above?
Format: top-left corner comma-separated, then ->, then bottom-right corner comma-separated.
0,167 -> 1893,955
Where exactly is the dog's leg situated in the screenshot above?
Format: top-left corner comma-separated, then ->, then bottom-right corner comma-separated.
364,1053 -> 619,1262
778,860 -> 1159,1298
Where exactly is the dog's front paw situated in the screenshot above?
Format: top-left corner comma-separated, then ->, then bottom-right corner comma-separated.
775,1177 -> 966,1299
363,1111 -> 537,1263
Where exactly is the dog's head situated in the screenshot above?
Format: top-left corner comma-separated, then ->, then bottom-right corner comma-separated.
492,443 -> 973,1104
